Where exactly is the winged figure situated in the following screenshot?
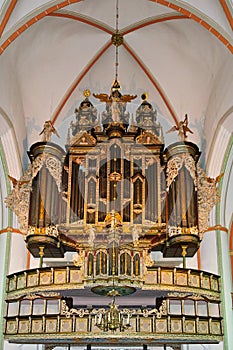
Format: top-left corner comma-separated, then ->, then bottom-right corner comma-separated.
167,114 -> 193,141
93,92 -> 137,104
39,120 -> 60,142
93,93 -> 110,103
8,175 -> 30,189
207,173 -> 224,184
120,94 -> 137,103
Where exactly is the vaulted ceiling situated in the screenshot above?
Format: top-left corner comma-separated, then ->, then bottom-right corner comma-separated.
0,0 -> 233,168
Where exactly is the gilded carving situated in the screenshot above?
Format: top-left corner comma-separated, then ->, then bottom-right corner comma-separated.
61,299 -> 167,320
167,292 -> 219,302
6,321 -> 17,334
39,120 -> 59,142
27,225 -> 58,237
3,82 -> 224,346
144,250 -> 154,267
37,292 -> 61,298
18,320 -> 29,333
167,114 -> 193,141
198,320 -> 208,334
61,318 -> 72,332
167,226 -> 198,237
32,320 -> 43,333
70,91 -> 97,136
166,153 -> 196,190
70,131 -> 97,147
61,299 -> 88,318
211,321 -> 221,335
5,152 -> 63,232
73,251 -> 85,269
171,319 -> 182,333
31,153 -> 62,191
5,167 -> 32,232
142,300 -> 167,318
197,165 -> 221,233
136,131 -> 161,145
46,319 -> 57,333
185,320 -> 195,333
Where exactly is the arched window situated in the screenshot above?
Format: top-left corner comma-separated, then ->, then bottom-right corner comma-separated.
120,252 -> 131,275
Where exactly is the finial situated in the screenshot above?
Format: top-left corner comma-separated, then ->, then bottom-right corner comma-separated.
83,89 -> 91,98
141,92 -> 148,101
39,120 -> 59,142
66,128 -> 71,145
111,78 -> 121,92
166,114 -> 193,141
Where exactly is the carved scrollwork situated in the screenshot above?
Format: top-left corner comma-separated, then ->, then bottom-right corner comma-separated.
61,299 -> 88,318
61,299 -> 167,319
166,153 -> 196,190
197,165 -> 220,233
167,226 -> 198,237
73,250 -> 85,267
144,250 -> 154,267
27,225 -> 59,237
168,292 -> 192,299
5,166 -> 32,232
142,300 -> 167,318
5,153 -> 62,231
31,153 -> 62,191
70,131 -> 97,147
136,131 -> 161,145
21,292 -> 61,300
167,292 -> 219,302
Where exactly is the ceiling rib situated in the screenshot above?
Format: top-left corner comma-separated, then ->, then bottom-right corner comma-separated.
121,12 -> 188,35
150,0 -> 233,53
0,0 -> 233,54
0,0 -> 82,54
49,10 -> 114,34
51,38 -> 179,126
0,0 -> 17,37
51,40 -> 112,125
123,41 -> 178,125
219,0 -> 233,31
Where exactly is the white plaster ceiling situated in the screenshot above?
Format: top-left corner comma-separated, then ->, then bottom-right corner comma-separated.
0,0 -> 233,163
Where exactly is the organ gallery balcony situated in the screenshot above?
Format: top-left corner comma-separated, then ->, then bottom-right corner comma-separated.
4,265 -> 223,346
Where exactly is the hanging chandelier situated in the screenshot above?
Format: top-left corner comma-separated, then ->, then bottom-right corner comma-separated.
94,297 -> 131,332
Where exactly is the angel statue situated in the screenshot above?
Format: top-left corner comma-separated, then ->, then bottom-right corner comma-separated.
7,175 -> 30,201
93,79 -> 137,124
167,114 -> 193,141
8,175 -> 29,189
207,172 -> 224,184
39,120 -> 60,142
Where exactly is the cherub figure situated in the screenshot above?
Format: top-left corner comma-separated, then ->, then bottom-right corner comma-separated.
207,173 -> 224,184
167,114 -> 193,141
8,175 -> 30,201
8,175 -> 30,189
39,120 -> 59,142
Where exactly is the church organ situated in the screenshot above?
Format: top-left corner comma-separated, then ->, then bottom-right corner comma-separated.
4,84 -> 222,346
23,88 -> 203,259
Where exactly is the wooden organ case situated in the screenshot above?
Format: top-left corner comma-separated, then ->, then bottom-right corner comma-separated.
4,87 -> 223,346
24,89 -> 204,262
